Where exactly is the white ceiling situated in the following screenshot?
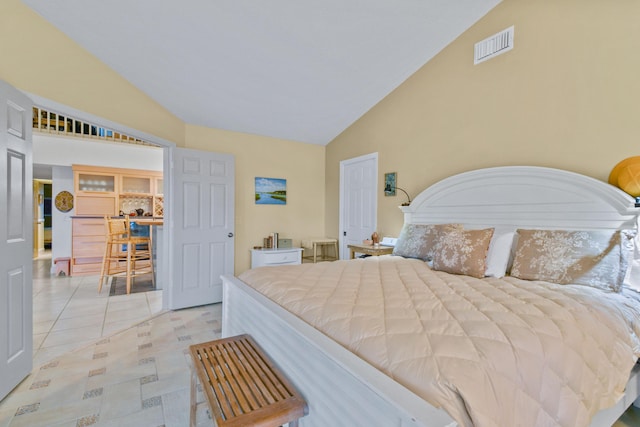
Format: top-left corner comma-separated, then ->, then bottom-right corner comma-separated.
23,0 -> 500,145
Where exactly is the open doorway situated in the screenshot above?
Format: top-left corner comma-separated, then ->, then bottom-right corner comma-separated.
32,174 -> 52,259
33,142 -> 163,262
31,155 -> 167,366
31,105 -> 164,271
31,94 -> 235,311
21,87 -> 235,372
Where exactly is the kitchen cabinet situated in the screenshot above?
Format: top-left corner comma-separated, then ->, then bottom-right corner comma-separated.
71,217 -> 107,276
121,175 -> 151,194
74,169 -> 118,215
71,165 -> 163,276
73,165 -> 162,217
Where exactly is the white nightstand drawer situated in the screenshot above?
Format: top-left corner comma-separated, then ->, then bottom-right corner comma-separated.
251,248 -> 303,268
262,251 -> 299,264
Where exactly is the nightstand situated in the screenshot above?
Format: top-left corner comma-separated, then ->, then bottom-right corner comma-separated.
347,244 -> 394,259
250,248 -> 303,268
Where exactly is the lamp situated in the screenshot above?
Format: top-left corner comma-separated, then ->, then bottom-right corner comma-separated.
384,183 -> 411,206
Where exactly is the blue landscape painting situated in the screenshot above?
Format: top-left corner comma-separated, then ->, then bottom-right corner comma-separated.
255,177 -> 287,205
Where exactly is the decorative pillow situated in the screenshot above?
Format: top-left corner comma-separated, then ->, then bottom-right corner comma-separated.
392,223 -> 461,261
431,228 -> 495,278
510,229 -> 635,292
484,227 -> 516,278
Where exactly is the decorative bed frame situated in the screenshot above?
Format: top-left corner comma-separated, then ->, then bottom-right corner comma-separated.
221,166 -> 640,427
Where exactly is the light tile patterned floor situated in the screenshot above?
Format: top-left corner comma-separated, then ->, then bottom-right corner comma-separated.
31,252 -> 164,368
0,304 -> 220,426
0,253 -> 220,427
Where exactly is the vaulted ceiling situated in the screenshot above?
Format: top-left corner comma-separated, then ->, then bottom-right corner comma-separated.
23,0 -> 501,145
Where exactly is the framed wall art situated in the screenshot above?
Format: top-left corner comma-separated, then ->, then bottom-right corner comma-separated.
384,172 -> 397,196
255,177 -> 287,205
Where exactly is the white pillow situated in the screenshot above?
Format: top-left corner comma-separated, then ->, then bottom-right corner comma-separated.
624,230 -> 640,292
484,227 -> 516,278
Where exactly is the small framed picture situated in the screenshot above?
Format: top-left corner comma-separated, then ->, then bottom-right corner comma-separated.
255,177 -> 287,205
384,172 -> 397,196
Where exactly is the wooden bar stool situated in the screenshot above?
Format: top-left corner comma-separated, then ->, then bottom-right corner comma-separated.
98,215 -> 153,294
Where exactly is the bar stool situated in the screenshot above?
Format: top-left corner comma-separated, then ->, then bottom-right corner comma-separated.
98,215 -> 153,294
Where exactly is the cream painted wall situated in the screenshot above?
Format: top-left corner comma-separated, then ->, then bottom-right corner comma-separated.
9,0 -> 636,275
0,0 -> 185,145
326,0 -> 640,239
185,125 -> 326,274
1,0 -> 326,276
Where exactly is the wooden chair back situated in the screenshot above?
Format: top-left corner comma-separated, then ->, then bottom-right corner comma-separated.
105,216 -> 129,242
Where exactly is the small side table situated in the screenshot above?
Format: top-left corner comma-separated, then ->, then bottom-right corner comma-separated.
301,238 -> 339,263
348,244 -> 393,259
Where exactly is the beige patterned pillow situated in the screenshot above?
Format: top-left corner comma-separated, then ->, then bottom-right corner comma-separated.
431,228 -> 495,278
510,229 -> 634,292
392,223 -> 462,261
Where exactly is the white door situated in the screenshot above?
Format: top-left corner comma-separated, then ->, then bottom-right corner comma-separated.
166,147 -> 234,310
339,153 -> 378,259
0,81 -> 33,400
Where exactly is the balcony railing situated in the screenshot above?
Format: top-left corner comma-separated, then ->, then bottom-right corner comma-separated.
32,106 -> 154,147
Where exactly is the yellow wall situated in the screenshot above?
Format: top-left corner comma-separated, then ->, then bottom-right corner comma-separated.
0,0 -> 185,145
186,125 -> 326,273
0,0 -> 327,274
7,0 -> 640,273
326,0 -> 640,239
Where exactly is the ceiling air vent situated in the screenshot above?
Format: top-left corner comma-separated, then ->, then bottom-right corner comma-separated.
474,26 -> 514,65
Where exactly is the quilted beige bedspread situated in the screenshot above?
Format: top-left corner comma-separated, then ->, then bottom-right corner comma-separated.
238,256 -> 640,427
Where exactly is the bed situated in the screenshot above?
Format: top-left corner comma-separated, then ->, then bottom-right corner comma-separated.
221,166 -> 640,427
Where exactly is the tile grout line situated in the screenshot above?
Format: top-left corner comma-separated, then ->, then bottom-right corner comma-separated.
33,276 -> 84,356
101,276 -> 112,338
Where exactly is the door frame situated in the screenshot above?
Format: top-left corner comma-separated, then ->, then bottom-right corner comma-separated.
27,93 -> 176,309
338,152 -> 378,260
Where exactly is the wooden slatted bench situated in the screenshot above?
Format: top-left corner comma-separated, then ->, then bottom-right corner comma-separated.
189,334 -> 308,427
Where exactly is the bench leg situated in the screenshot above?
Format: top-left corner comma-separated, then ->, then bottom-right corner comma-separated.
190,366 -> 197,427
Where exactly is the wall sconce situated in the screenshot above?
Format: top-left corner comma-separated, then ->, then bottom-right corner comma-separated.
384,172 -> 411,206
384,183 -> 411,206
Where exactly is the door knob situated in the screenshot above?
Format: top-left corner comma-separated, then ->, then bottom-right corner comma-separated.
228,232 -> 234,238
